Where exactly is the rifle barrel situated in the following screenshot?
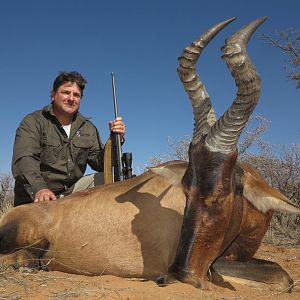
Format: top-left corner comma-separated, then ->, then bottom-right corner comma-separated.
111,72 -> 124,181
111,72 -> 119,118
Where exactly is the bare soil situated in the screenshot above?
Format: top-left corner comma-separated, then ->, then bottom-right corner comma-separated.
1,243 -> 299,300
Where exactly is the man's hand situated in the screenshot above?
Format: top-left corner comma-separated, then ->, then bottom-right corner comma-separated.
109,116 -> 126,139
34,189 -> 57,203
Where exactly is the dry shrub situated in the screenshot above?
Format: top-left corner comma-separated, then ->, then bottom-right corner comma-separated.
148,116 -> 300,246
149,135 -> 190,166
243,143 -> 300,246
0,174 -> 14,217
149,115 -> 270,166
261,29 -> 300,89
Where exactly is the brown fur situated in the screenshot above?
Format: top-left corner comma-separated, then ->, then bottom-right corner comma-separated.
0,170 -> 184,277
0,160 -> 297,291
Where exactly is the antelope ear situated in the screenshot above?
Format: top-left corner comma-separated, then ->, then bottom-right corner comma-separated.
148,160 -> 188,186
243,172 -> 300,214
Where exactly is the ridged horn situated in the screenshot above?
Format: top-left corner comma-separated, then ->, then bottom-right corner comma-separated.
178,17 -> 236,144
205,17 -> 267,153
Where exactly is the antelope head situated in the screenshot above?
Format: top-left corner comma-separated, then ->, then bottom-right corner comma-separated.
164,17 -> 268,288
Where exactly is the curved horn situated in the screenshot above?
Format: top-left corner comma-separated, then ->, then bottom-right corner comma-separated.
178,17 -> 236,144
205,17 -> 267,153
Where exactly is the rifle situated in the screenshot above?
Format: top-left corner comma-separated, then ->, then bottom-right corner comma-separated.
111,72 -> 134,182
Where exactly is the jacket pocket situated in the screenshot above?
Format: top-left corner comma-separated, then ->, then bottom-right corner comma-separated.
40,139 -> 62,165
72,138 -> 92,166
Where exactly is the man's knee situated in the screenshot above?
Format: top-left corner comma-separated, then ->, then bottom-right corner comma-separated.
72,173 -> 104,194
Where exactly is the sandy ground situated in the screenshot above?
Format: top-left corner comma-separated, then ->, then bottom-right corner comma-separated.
1,243 -> 299,300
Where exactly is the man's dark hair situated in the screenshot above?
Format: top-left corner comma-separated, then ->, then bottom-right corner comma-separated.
52,71 -> 87,96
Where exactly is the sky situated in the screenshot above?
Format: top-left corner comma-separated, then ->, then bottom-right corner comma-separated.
0,0 -> 299,175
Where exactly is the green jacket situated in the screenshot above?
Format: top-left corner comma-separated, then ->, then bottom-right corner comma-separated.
12,104 -> 104,206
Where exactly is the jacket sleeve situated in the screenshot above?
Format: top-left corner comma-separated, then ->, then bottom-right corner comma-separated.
87,124 -> 105,172
12,114 -> 48,199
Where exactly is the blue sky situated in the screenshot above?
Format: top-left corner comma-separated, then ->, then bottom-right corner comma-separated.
0,0 -> 299,175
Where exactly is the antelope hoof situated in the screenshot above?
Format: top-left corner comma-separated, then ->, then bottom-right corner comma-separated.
156,273 -> 179,286
156,272 -> 208,289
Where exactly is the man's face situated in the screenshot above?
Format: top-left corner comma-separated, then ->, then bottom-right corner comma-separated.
51,82 -> 81,118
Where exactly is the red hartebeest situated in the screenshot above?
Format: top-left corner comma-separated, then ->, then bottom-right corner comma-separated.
0,17 -> 299,292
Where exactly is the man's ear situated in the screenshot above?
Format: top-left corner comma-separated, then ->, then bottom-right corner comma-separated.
50,90 -> 55,102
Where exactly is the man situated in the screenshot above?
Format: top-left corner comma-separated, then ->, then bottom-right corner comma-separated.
12,71 -> 125,206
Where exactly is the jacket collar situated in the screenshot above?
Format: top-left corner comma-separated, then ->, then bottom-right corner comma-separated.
43,104 -> 88,123
42,104 -> 90,136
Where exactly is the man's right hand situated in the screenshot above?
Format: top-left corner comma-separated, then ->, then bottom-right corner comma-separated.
34,189 -> 57,203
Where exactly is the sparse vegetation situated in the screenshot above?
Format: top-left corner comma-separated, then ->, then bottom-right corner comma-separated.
261,29 -> 300,89
148,115 -> 300,246
243,143 -> 300,245
0,174 -> 14,216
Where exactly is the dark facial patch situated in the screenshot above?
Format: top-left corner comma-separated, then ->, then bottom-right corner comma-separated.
182,142 -> 238,198
169,141 -> 240,285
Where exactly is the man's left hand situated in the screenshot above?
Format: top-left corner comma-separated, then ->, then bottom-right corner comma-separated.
109,116 -> 126,139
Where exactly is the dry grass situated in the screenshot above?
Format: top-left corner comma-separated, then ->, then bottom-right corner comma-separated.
0,260 -> 299,299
